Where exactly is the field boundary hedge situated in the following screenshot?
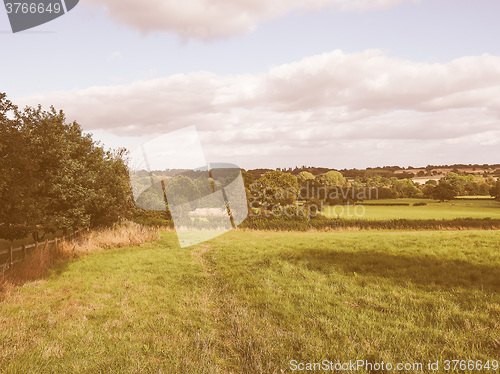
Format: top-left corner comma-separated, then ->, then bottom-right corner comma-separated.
131,209 -> 500,232
356,203 -> 410,206
239,217 -> 500,231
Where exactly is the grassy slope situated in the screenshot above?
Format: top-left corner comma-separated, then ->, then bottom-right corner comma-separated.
323,199 -> 500,220
0,231 -> 499,373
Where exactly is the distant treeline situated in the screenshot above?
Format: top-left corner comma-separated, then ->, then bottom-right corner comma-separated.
243,170 -> 500,212
132,162 -> 500,221
247,164 -> 500,180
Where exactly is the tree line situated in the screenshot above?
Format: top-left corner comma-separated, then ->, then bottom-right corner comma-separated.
244,169 -> 500,211
2,91 -> 498,237
250,164 -> 500,180
0,94 -> 131,242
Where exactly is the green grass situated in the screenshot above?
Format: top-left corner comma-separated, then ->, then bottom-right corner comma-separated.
1,230 -> 499,373
324,199 -> 500,220
361,198 -> 439,205
455,196 -> 494,199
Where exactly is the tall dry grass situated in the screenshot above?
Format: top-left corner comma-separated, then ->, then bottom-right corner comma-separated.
66,221 -> 159,256
0,221 -> 159,295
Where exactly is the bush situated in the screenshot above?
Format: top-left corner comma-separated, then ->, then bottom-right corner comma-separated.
239,216 -> 500,231
128,208 -> 173,227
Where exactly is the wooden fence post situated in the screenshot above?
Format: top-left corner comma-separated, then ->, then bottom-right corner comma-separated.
22,244 -> 26,260
44,239 -> 48,251
9,246 -> 13,266
55,238 -> 58,254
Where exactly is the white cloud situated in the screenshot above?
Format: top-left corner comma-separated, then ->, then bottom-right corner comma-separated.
108,51 -> 122,60
18,50 -> 500,168
84,0 -> 417,40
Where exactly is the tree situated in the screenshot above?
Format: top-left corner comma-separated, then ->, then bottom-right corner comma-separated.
165,175 -> 200,203
422,180 -> 438,198
391,178 -> 421,198
432,182 -> 457,201
241,170 -> 254,190
440,172 -> 475,196
0,94 -> 32,240
315,171 -> 346,188
258,170 -> 298,206
0,93 -> 132,241
297,171 -> 315,187
491,180 -> 500,199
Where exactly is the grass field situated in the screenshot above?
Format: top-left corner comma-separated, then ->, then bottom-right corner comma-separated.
1,230 -> 499,373
323,199 -> 500,220
455,196 -> 494,200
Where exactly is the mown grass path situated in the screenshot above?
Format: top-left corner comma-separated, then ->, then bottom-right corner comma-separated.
1,231 -> 499,373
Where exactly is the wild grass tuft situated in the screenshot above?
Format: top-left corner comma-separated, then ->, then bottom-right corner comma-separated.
0,221 -> 158,294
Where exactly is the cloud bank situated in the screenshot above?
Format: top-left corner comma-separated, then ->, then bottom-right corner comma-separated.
19,50 -> 500,168
84,0 -> 416,39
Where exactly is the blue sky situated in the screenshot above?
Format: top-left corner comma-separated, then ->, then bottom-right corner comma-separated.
1,0 -> 499,169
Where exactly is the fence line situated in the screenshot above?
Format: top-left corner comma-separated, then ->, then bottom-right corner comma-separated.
0,230 -> 84,274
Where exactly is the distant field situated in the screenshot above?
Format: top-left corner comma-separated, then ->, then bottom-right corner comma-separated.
1,230 -> 499,373
324,199 -> 500,220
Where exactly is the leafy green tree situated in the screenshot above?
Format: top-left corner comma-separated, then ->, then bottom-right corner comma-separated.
491,180 -> 500,199
164,175 -> 200,207
440,172 -> 475,196
422,180 -> 437,198
0,93 -> 132,241
241,170 -> 254,190
391,178 -> 421,198
135,185 -> 166,211
433,182 -> 457,201
315,171 -> 346,188
240,169 -> 255,209
86,148 -> 132,227
258,170 -> 298,206
297,171 -> 315,187
0,94 -> 32,240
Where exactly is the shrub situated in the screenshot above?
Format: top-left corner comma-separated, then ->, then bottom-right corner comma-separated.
239,217 -> 500,231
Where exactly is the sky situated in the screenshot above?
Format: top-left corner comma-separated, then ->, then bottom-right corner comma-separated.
1,0 -> 500,170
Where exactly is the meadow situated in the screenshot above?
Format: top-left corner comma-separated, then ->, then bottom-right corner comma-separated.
323,198 -> 500,220
0,230 -> 499,373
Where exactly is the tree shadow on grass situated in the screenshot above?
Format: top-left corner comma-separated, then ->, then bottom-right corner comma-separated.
279,249 -> 500,292
46,259 -> 72,278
